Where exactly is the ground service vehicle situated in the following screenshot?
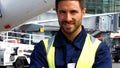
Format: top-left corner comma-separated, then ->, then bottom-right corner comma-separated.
0,31 -> 50,68
111,36 -> 120,62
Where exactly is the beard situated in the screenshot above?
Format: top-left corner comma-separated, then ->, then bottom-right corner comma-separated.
59,20 -> 82,35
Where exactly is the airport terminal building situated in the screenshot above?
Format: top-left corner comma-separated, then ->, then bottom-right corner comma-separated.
85,0 -> 120,14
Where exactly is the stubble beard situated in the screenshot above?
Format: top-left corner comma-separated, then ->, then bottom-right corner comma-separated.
60,21 -> 82,35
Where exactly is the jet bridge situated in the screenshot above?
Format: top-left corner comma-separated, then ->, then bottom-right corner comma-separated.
15,11 -> 120,38
83,12 -> 119,37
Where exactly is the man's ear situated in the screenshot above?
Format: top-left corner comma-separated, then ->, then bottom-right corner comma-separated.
82,8 -> 86,16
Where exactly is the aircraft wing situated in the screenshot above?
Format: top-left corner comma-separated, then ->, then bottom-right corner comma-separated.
0,0 -> 55,31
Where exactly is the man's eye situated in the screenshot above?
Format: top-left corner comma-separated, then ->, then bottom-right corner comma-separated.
71,10 -> 77,14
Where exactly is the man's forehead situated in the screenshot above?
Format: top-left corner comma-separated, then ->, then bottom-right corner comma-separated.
57,1 -> 81,11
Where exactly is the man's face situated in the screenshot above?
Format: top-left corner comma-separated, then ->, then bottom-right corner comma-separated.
56,1 -> 86,34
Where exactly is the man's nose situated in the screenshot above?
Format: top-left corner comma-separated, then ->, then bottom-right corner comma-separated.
65,13 -> 72,22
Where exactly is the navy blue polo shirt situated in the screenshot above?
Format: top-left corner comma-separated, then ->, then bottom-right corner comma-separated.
30,26 -> 112,68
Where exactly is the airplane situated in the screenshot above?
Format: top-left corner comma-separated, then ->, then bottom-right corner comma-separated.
0,0 -> 55,31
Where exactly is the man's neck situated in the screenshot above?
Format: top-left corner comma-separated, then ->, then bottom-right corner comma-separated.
63,26 -> 82,41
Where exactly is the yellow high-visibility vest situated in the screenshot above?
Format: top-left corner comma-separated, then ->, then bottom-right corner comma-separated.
43,34 -> 101,68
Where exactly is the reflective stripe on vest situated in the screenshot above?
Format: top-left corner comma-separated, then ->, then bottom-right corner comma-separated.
43,34 -> 101,68
76,34 -> 101,68
43,38 -> 55,68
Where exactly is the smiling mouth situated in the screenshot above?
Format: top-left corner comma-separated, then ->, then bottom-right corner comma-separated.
62,24 -> 73,30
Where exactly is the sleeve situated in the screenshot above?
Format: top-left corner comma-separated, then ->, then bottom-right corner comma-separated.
29,40 -> 48,68
92,42 -> 112,68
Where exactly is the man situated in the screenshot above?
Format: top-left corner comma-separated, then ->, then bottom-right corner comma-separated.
29,0 -> 112,68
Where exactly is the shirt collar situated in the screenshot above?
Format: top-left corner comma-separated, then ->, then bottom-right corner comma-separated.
53,26 -> 87,49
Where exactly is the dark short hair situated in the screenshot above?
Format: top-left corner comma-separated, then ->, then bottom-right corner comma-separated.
55,0 -> 85,10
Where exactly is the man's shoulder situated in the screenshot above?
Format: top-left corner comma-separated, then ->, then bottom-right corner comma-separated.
88,34 -> 101,43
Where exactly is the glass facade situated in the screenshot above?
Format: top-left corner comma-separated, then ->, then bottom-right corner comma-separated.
85,0 -> 120,27
85,0 -> 120,14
